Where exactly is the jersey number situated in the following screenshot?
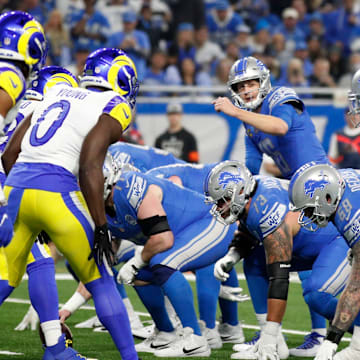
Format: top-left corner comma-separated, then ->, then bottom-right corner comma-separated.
30,100 -> 70,146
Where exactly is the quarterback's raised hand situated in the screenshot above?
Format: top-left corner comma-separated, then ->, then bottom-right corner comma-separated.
0,205 -> 13,247
117,246 -> 147,285
314,340 -> 338,360
88,224 -> 114,266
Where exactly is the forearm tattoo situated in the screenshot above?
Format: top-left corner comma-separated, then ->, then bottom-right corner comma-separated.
333,241 -> 360,331
264,221 -> 292,264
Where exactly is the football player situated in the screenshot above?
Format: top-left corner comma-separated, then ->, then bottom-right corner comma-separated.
205,161 -> 352,360
104,166 -> 239,357
214,56 -> 329,355
1,48 -> 139,360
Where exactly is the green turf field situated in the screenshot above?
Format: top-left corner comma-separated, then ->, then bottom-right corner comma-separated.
0,264 -> 349,360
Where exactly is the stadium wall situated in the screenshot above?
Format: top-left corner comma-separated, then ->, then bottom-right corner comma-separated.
136,103 -> 346,164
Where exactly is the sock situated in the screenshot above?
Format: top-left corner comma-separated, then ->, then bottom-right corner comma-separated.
351,325 -> 360,349
164,296 -> 180,329
86,277 -> 137,360
27,258 -> 59,323
196,265 -> 220,329
0,280 -> 14,305
162,271 -> 201,335
40,320 -> 62,347
219,268 -> 239,326
256,313 -> 267,330
134,284 -> 174,332
312,328 -> 326,336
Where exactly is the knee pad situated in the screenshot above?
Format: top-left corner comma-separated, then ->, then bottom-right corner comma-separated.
151,264 -> 176,286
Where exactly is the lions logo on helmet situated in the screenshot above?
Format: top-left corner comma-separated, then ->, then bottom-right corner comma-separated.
25,66 -> 78,101
79,48 -> 139,107
0,11 -> 47,75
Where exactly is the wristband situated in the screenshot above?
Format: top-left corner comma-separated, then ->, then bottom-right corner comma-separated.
61,292 -> 87,314
325,324 -> 345,344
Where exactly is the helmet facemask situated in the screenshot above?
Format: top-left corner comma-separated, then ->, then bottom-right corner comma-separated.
348,68 -> 360,127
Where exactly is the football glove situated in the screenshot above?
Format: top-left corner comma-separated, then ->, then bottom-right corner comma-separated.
314,340 -> 338,360
214,247 -> 240,282
254,322 -> 280,360
219,285 -> 250,302
0,205 -> 12,247
14,305 -> 39,331
88,224 -> 114,266
117,246 -> 147,285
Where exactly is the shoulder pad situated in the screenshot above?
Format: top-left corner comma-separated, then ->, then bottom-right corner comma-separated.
267,86 -> 304,113
125,173 -> 148,211
103,95 -> 132,132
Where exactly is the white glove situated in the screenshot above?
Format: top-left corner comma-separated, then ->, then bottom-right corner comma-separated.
314,340 -> 338,360
214,248 -> 240,281
14,305 -> 39,331
117,246 -> 147,285
254,322 -> 280,360
219,285 -> 250,302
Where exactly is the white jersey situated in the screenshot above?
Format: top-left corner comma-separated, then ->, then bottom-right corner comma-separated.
17,85 -> 132,177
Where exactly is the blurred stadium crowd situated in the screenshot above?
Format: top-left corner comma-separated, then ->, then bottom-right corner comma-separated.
2,0 -> 360,96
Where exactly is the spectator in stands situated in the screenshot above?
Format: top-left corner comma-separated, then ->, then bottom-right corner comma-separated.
232,0 -> 270,29
175,23 -> 197,65
66,47 -> 90,77
273,7 -> 306,57
250,19 -> 271,54
339,52 -> 360,87
142,49 -> 168,97
213,57 -> 233,86
328,108 -> 360,169
309,57 -> 336,98
155,102 -> 199,163
180,57 -> 212,94
323,0 -> 360,54
225,41 -> 240,63
234,24 -> 253,58
291,0 -> 310,36
136,2 -> 171,51
98,0 -> 131,33
307,12 -> 326,42
293,40 -> 313,78
69,0 -> 110,53
206,0 -> 243,49
194,26 -> 224,75
328,43 -> 347,83
45,9 -> 72,66
278,58 -> 311,94
166,0 -> 206,40
107,10 -> 150,81
307,34 -> 326,62
269,32 -> 290,68
16,0 -> 48,24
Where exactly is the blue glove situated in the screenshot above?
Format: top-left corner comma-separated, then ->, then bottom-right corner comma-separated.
0,205 -> 13,247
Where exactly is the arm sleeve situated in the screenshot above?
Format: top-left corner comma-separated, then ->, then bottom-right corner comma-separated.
270,103 -> 294,129
328,132 -> 340,165
245,134 -> 262,175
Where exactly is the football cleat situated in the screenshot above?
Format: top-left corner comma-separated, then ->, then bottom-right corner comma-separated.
233,331 -> 260,352
135,328 -> 177,353
218,322 -> 245,344
75,315 -> 102,329
199,320 -> 222,349
289,331 -> 324,357
153,327 -> 211,357
42,334 -> 87,360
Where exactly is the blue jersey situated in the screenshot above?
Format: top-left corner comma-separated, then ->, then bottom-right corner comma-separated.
244,176 -> 342,269
244,86 -> 328,179
108,142 -> 186,172
333,169 -> 360,248
108,171 -> 217,244
147,163 -> 217,194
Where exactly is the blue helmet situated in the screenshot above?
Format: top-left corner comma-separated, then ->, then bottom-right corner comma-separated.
25,66 -> 78,100
79,48 -> 139,107
0,11 -> 47,76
